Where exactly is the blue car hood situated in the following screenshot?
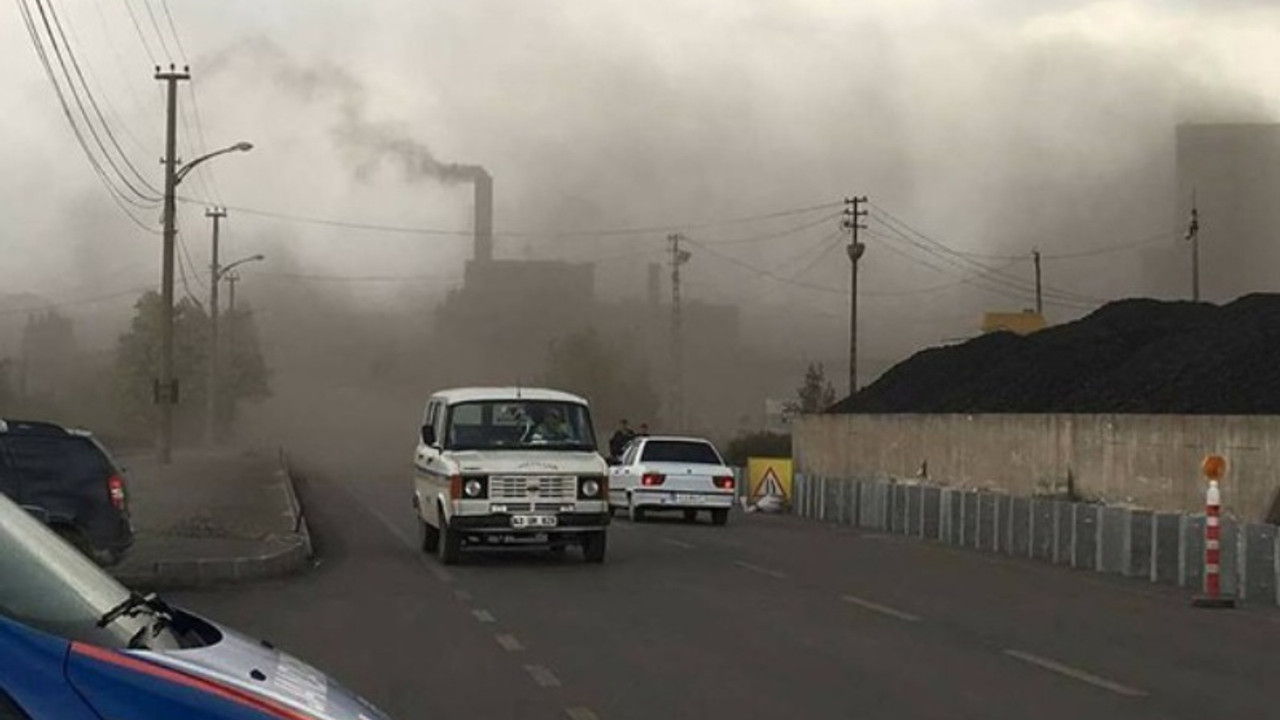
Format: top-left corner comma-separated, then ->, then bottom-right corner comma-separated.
136,616 -> 393,720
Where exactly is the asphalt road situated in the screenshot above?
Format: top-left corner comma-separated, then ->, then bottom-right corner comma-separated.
172,456 -> 1280,720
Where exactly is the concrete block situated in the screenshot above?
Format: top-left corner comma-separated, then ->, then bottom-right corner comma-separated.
906,485 -> 923,537
846,480 -> 862,525
977,493 -> 998,552
1181,515 -> 1206,589
1126,510 -> 1153,579
995,494 -> 1013,554
823,478 -> 839,523
893,484 -> 911,534
1219,518 -> 1240,597
1053,501 -> 1073,565
1010,497 -> 1031,557
1242,524 -> 1278,604
1098,508 -> 1127,574
961,492 -> 979,548
796,474 -> 808,517
940,489 -> 956,544
1031,499 -> 1054,560
1152,512 -> 1181,585
834,481 -> 848,525
922,487 -> 941,540
1072,504 -> 1099,571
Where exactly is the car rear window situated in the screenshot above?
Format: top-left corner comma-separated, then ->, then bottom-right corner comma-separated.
640,441 -> 722,465
0,436 -> 113,493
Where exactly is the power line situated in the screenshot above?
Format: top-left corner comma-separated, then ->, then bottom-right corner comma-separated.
0,286 -> 154,317
158,0 -> 187,64
40,0 -> 161,199
174,196 -> 843,240
14,0 -> 161,231
141,0 -> 173,62
120,0 -> 157,66
239,270 -> 455,284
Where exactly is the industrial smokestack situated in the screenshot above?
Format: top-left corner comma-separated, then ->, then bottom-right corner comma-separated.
473,169 -> 493,264
647,262 -> 661,307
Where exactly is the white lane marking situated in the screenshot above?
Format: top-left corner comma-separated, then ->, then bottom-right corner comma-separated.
472,609 -> 496,623
565,708 -> 600,720
496,633 -> 524,652
1003,649 -> 1147,697
454,590 -> 473,602
524,664 -> 562,688
661,537 -> 696,549
840,595 -> 921,622
334,483 -> 457,584
734,560 -> 789,580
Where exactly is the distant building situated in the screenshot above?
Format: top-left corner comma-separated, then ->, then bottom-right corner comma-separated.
1141,123 -> 1280,301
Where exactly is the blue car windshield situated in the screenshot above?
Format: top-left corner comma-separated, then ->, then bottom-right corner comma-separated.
0,493 -> 181,650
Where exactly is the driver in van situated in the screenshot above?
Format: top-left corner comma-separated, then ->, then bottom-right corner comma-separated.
530,406 -> 574,442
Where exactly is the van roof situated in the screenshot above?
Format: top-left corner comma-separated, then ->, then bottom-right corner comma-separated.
430,387 -> 590,406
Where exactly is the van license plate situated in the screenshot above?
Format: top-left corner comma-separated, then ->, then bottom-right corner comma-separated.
512,514 -> 558,529
676,494 -> 703,504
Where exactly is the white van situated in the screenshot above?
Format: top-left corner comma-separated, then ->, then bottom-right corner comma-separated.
411,387 -> 610,564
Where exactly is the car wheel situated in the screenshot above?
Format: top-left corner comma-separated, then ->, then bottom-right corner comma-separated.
437,511 -> 461,565
711,509 -> 729,526
628,497 -> 645,523
683,509 -> 698,523
420,517 -> 440,553
582,531 -> 607,563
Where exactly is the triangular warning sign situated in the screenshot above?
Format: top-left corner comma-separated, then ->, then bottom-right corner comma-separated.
755,467 -> 786,499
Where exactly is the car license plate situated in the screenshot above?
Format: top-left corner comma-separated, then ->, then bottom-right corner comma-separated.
512,514 -> 558,529
675,494 -> 703,504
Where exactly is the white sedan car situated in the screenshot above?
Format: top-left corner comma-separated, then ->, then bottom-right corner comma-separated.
607,435 -> 735,525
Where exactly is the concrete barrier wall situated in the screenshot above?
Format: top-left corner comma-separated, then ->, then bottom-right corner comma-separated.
794,413 -> 1280,521
794,474 -> 1280,607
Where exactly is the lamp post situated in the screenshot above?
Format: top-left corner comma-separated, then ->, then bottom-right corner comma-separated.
158,140 -> 253,464
206,252 -> 264,446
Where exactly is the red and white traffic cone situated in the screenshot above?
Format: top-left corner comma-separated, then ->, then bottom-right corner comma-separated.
1193,455 -> 1236,608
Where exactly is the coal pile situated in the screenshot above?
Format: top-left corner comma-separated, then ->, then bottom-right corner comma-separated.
830,294 -> 1280,414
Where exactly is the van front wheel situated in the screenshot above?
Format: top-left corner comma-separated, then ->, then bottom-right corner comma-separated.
582,532 -> 607,563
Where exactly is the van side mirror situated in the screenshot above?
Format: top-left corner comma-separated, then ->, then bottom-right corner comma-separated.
421,425 -> 436,447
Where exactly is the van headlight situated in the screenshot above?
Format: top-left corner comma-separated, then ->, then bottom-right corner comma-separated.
464,479 -> 484,498
579,478 -> 601,498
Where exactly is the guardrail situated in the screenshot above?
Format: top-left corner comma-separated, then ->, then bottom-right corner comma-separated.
793,474 -> 1279,607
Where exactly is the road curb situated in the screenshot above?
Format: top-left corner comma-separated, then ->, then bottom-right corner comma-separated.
112,447 -> 313,591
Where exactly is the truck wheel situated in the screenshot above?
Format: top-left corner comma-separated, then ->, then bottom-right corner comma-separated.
420,517 -> 440,553
711,509 -> 729,526
437,512 -> 461,565
582,531 -> 607,563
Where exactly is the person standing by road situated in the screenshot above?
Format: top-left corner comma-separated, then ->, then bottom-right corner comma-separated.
608,419 -> 636,461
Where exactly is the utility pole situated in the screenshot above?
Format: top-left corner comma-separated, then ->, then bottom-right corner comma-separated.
204,207 -> 226,447
667,233 -> 692,431
843,196 -> 867,396
1032,249 -> 1043,315
1185,189 -> 1200,302
156,64 -> 190,465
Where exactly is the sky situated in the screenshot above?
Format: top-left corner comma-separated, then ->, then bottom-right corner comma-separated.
3,0 -> 1280,378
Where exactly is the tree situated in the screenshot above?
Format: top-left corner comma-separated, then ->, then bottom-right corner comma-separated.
113,292 -> 270,444
786,362 -> 837,415
538,329 -> 659,440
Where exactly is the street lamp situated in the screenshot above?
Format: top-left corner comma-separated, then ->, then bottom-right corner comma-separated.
158,139 -> 253,464
206,252 -> 264,446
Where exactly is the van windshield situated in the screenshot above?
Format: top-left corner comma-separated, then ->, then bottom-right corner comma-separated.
446,400 -> 597,452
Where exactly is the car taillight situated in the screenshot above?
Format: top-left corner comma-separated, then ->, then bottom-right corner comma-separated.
107,475 -> 126,510
71,642 -> 319,720
714,475 -> 735,490
641,473 -> 665,486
